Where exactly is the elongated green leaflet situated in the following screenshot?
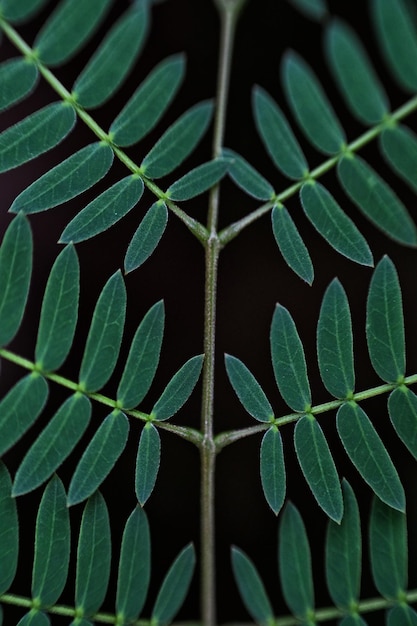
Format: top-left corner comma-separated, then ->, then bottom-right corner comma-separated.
271,205 -> 313,285
388,386 -> 417,460
337,402 -> 405,512
0,463 -> 18,595
369,496 -> 407,598
152,355 -> 204,421
287,0 -> 327,21
0,103 -> 75,173
0,375 -> 48,457
75,492 -> 111,617
388,606 -> 417,626
295,416 -> 343,522
0,213 -> 32,346
35,245 -> 79,371
116,507 -> 150,622
135,423 -> 160,506
16,612 -> 50,626
67,411 -> 129,506
124,201 -> 168,274
12,395 -> 91,497
79,271 -> 126,392
225,354 -> 274,423
252,86 -> 308,179
117,301 -> 164,409
270,304 -> 311,412
32,476 -> 70,606
317,278 -> 355,398
366,256 -> 405,383
0,0 -> 49,23
11,143 -> 114,214
260,426 -> 286,515
279,503 -> 314,618
167,159 -> 229,201
222,148 -> 274,200
231,547 -> 273,626
141,101 -> 214,178
0,59 -> 38,113
60,176 -> 144,243
380,125 -> 417,194
151,544 -> 196,626
110,54 -> 186,147
300,183 -> 373,266
339,616 -> 367,626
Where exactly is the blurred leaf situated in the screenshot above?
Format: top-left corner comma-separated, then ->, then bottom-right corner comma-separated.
12,394 -> 91,497
337,402 -> 405,511
0,463 -> 18,594
253,86 -> 308,179
79,271 -> 126,392
0,103 -> 75,172
167,159 -> 228,201
271,205 -> 313,285
75,492 -> 111,616
35,245 -> 79,371
135,423 -> 160,505
11,143 -> 114,214
67,411 -> 129,506
124,201 -> 168,273
0,59 -> 38,113
60,175 -> 144,243
0,213 -> 32,346
141,101 -> 214,178
231,547 -> 273,626
388,386 -> 417,460
117,301 -> 164,409
260,426 -> 286,515
152,355 -> 204,421
225,354 -> 274,422
366,256 -> 405,382
388,606 -> 417,625
16,612 -> 50,626
300,182 -> 373,266
380,125 -> 417,194
270,304 -> 311,412
339,617 -> 368,626
32,476 -> 70,605
317,278 -> 355,398
282,50 -> 345,154
110,54 -> 185,147
0,0 -> 49,23
222,148 -> 274,200
286,0 -> 327,21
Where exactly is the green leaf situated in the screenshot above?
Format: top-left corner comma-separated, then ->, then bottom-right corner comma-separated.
75,492 -> 111,616
225,354 -> 274,423
110,54 -> 185,147
67,411 -> 129,506
366,256 -> 405,383
60,175 -> 144,243
0,59 -> 38,113
117,301 -> 164,409
151,544 -> 196,626
317,278 -> 355,398
388,386 -> 417,460
252,86 -> 308,179
0,0 -> 49,23
372,0 -> 417,92
325,480 -> 361,608
0,213 -> 32,346
380,125 -> 417,194
388,606 -> 417,626
0,374 -> 48,457
135,423 -> 161,506
300,182 -> 373,266
287,0 -> 327,21
16,612 -> 50,626
0,463 -> 18,594
337,155 -> 417,246
34,0 -> 112,66
222,148 -> 275,200
116,506 -> 150,622
260,426 -> 286,515
282,50 -> 345,154
166,159 -> 229,201
152,355 -> 204,421
325,19 -> 389,125
231,547 -> 273,626
73,3 -> 149,108
11,143 -> 114,214
279,503 -> 314,618
124,201 -> 168,274
271,205 -> 313,285
270,304 -> 311,412
295,416 -> 343,522
339,617 -> 367,626
0,103 -> 75,173
35,245 -> 79,371
369,496 -> 407,598
12,394 -> 91,497
141,101 -> 214,178
337,402 -> 405,512
32,476 -> 70,605
69,620 -> 93,626
79,271 -> 126,392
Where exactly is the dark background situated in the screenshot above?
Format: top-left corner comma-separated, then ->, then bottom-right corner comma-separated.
1,0 -> 417,623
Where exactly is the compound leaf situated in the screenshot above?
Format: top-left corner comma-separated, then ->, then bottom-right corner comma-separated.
0,463 -> 18,595
0,59 -> 38,113
152,354 -> 204,421
388,386 -> 417,460
222,148 -> 274,200
272,205 -> 313,285
166,159 -> 228,201
231,547 -> 273,626
260,426 -> 286,515
124,201 -> 168,274
380,124 -> 417,194
135,423 -> 161,506
225,354 -> 274,423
